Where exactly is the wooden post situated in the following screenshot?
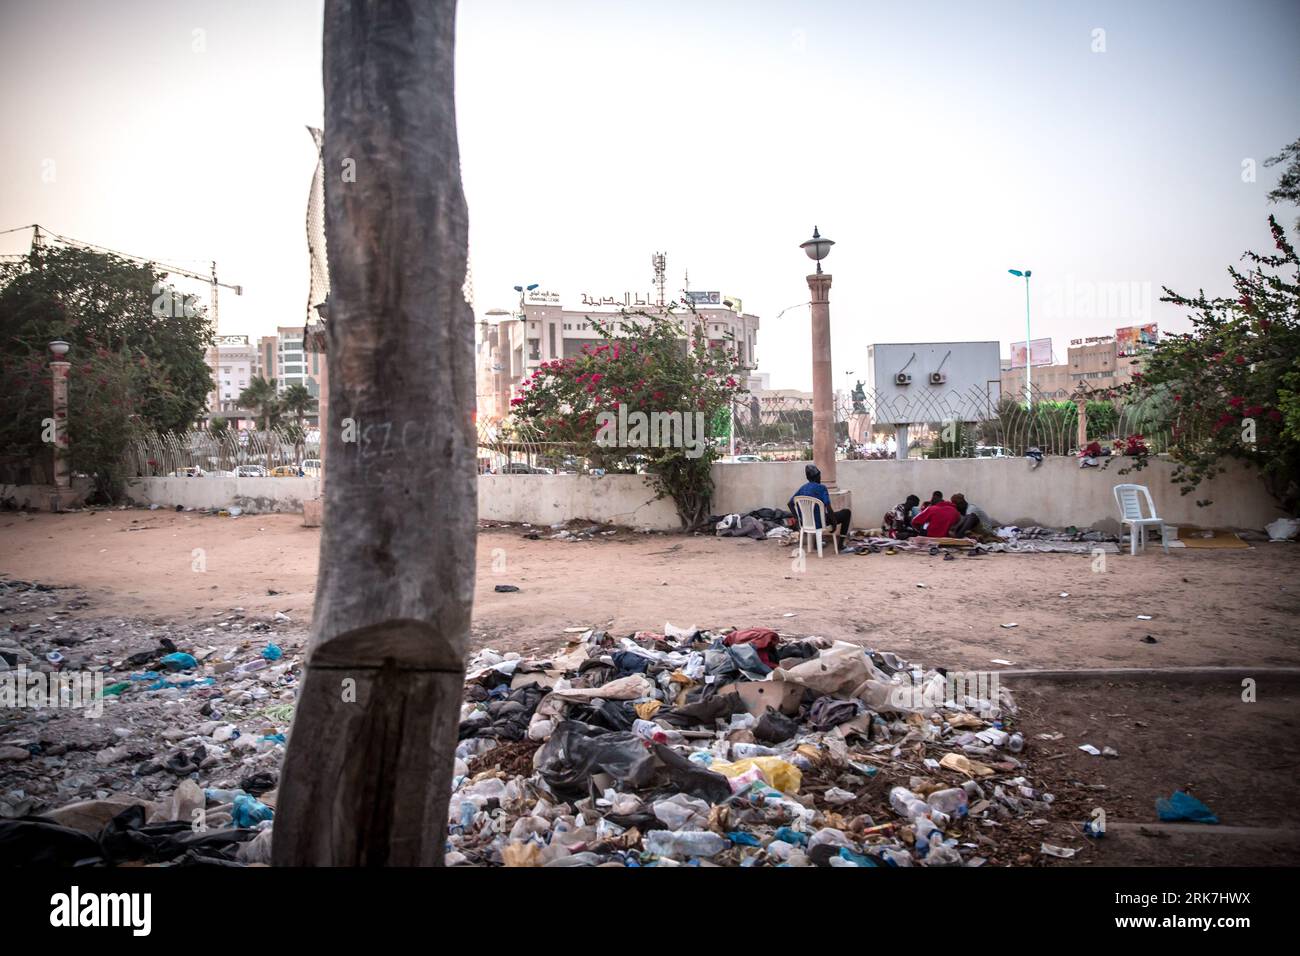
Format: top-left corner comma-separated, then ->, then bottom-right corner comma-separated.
273,0 -> 476,866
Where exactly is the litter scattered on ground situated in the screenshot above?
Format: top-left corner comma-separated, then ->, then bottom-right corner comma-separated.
2,576 -> 1094,867
445,622 -> 1082,867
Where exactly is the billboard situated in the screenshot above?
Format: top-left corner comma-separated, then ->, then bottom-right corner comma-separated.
1115,323 -> 1158,357
684,290 -> 722,306
1008,338 -> 1053,368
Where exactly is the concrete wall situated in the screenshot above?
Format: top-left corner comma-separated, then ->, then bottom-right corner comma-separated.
114,457 -> 1285,531
712,457 -> 1285,532
124,477 -> 319,514
1,479 -> 93,511
477,473 -> 678,529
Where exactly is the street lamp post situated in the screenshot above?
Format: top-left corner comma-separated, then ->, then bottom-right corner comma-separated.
48,340 -> 71,490
800,227 -> 838,489
1008,269 -> 1033,409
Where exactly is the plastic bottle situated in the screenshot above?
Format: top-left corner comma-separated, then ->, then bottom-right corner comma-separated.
730,742 -> 778,759
644,830 -> 728,859
632,719 -> 682,744
1008,732 -> 1024,753
927,787 -> 969,818
889,786 -> 930,821
923,833 -> 964,866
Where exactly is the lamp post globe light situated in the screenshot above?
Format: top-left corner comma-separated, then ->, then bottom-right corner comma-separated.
1008,269 -> 1033,409
801,226 -> 841,493
800,227 -> 834,274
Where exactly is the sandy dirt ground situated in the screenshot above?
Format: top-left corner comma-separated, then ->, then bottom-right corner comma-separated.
3,509 -> 1298,866
3,509 -> 1298,672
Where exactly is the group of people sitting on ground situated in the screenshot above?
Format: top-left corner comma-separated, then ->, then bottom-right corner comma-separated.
884,490 -> 989,540
784,465 -> 989,550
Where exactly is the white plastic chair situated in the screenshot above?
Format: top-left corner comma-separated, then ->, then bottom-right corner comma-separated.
793,495 -> 840,558
1113,483 -> 1168,555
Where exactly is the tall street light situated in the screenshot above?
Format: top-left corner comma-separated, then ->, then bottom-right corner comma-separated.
800,227 -> 837,488
1009,269 -> 1033,409
512,282 -> 539,319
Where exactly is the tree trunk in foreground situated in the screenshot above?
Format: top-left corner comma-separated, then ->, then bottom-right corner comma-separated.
274,0 -> 476,866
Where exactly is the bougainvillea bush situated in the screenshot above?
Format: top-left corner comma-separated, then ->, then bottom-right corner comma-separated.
508,308 -> 747,529
1120,216 -> 1300,512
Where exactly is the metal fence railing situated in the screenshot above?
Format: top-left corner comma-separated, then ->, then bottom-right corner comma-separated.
475,382 -> 1182,471
125,428 -> 320,477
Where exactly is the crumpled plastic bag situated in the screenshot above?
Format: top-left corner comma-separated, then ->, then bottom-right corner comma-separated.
534,721 -> 657,800
709,756 -> 802,794
1155,790 -> 1219,824
653,794 -> 712,830
754,708 -> 798,744
773,645 -> 876,696
550,673 -> 654,702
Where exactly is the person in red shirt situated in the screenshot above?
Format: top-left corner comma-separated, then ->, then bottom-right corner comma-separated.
912,493 -> 960,539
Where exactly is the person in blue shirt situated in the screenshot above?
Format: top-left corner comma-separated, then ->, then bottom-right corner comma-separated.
787,464 -> 852,548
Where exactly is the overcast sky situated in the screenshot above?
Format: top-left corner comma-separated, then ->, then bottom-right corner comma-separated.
2,0 -> 1297,389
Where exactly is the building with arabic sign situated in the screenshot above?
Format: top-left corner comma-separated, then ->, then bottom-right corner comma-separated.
999,326 -> 1154,400
475,290 -> 762,420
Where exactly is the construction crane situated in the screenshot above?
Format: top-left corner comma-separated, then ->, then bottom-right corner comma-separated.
8,224 -> 243,413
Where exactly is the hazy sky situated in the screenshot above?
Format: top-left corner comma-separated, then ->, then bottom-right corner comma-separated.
2,0 -> 1297,390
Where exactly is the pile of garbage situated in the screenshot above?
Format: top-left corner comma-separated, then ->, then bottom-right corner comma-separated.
450,624 -> 1057,866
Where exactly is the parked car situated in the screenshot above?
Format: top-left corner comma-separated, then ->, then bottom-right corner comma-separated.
974,445 -> 1011,459
172,466 -> 204,478
300,459 -> 322,478
208,469 -> 235,478
270,465 -> 300,477
720,454 -> 764,463
497,462 -> 549,475
235,464 -> 268,478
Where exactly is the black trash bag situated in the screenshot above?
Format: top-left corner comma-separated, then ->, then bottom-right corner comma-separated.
568,699 -> 638,732
754,707 -> 799,744
535,721 -> 657,801
239,771 -> 278,796
0,815 -> 102,866
99,804 -> 258,865
650,743 -> 733,804
776,642 -> 818,662
657,693 -> 746,728
461,682 -> 546,741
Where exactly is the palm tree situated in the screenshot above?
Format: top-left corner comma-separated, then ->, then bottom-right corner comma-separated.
280,383 -> 317,430
238,375 -> 279,432
280,383 -> 317,465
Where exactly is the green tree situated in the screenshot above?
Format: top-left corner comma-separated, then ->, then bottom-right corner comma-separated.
1122,216 -> 1300,512
1265,137 -> 1300,229
280,382 -> 317,429
510,308 -> 746,528
238,375 -> 280,431
0,245 -> 213,432
0,245 -> 215,498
